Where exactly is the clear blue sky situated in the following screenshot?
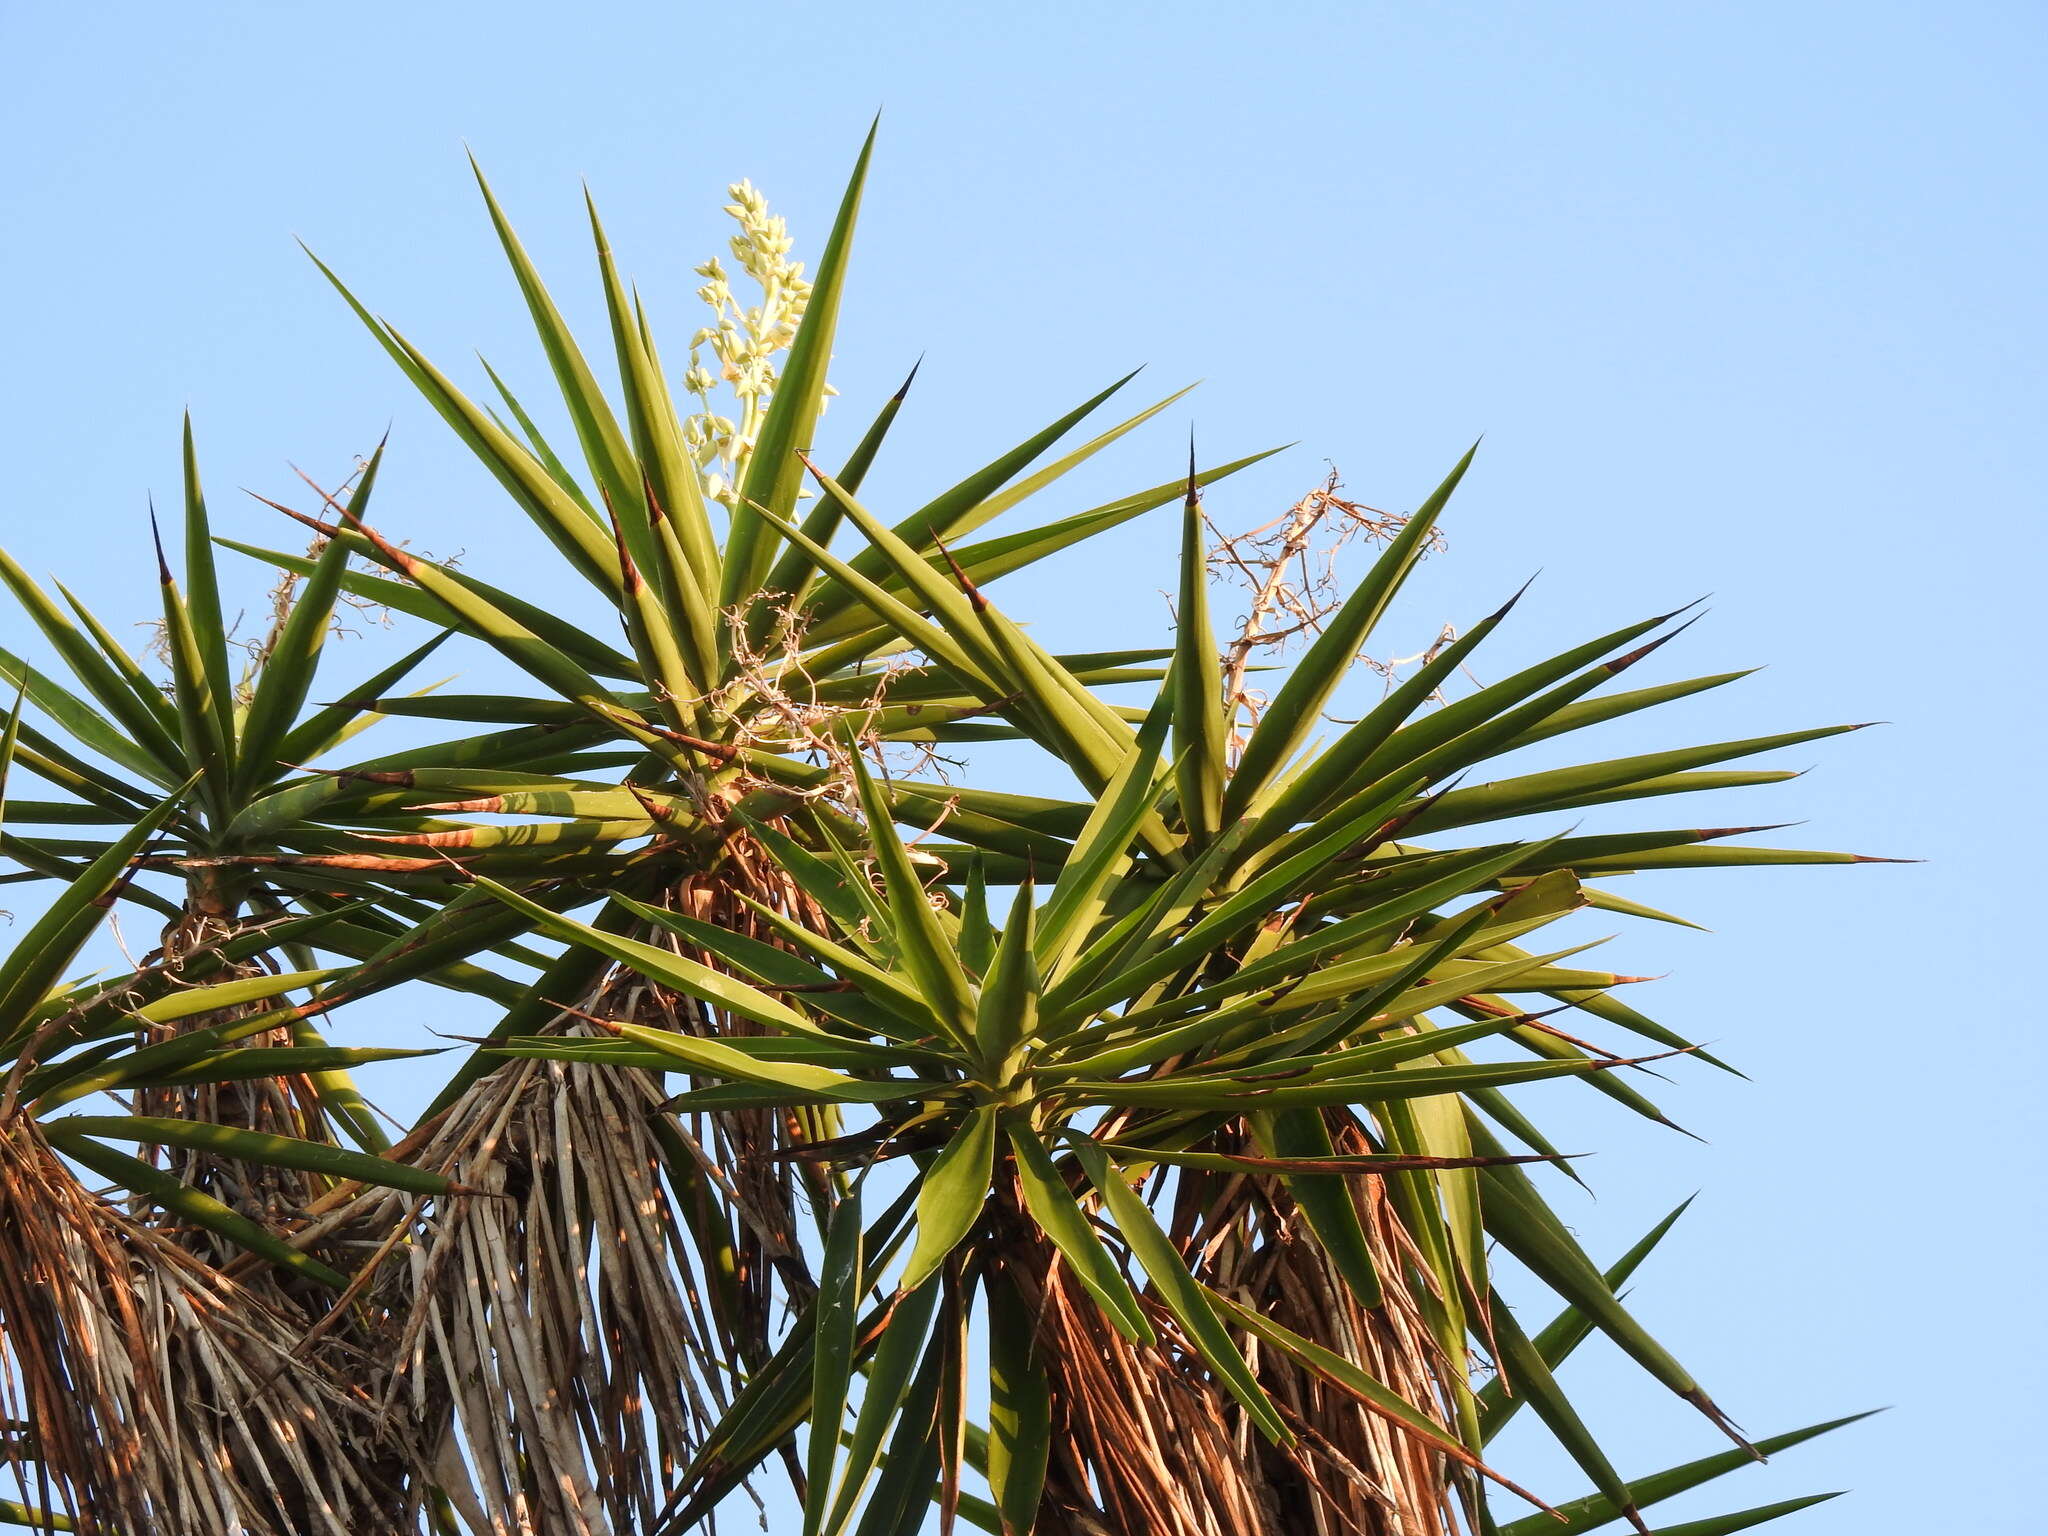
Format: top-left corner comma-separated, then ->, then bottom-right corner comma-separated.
1,4 -> 2040,1532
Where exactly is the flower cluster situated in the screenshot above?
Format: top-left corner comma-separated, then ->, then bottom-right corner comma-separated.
683,180 -> 827,504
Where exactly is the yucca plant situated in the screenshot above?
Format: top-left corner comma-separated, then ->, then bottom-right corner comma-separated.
0,430 -> 651,1531
0,127 -> 1893,1535
442,465 -> 1884,1536
0,680 -> 482,1533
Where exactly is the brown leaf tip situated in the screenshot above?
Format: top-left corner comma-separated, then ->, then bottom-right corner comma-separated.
1683,1387 -> 1761,1459
929,530 -> 987,611
1605,612 -> 1702,674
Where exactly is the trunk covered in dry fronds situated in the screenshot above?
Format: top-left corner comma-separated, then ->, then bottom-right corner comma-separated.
373,864 -> 832,1531
141,909 -> 344,1266
0,1122 -> 424,1535
1228,1179 -> 1465,1536
376,1025 -> 720,1533
997,1149 -> 1461,1536
1024,1251 -> 1286,1536
1178,1131 -> 1466,1536
0,893 -> 426,1534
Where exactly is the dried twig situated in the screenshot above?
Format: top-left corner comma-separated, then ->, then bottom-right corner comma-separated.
1209,469 -> 1448,754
